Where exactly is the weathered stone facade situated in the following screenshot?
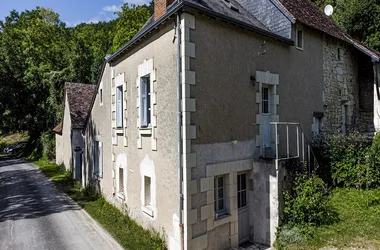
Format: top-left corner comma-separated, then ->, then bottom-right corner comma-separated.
322,37 -> 359,134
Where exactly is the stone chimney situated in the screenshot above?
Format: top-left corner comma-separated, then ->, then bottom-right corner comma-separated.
154,0 -> 175,21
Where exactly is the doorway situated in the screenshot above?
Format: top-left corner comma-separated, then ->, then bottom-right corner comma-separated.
238,173 -> 250,244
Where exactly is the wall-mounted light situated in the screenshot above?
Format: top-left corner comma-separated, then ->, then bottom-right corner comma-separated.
250,75 -> 256,87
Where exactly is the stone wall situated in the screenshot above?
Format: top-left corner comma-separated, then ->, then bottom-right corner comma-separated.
322,37 -> 359,134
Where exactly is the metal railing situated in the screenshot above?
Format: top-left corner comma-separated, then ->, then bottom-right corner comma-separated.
271,122 -> 319,173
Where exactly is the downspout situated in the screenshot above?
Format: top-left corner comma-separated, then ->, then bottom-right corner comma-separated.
177,9 -> 184,250
81,130 -> 86,187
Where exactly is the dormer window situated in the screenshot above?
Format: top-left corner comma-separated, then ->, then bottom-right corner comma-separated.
296,27 -> 304,50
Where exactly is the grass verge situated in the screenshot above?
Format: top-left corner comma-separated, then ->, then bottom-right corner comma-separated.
281,188 -> 380,249
33,159 -> 167,250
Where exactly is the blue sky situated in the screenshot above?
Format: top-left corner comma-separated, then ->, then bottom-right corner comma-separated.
0,0 -> 151,27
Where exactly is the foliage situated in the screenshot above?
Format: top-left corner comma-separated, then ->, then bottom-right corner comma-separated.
40,131 -> 55,160
311,0 -> 380,51
365,133 -> 380,188
276,174 -> 339,249
277,188 -> 380,249
33,159 -> 167,250
312,132 -> 333,185
111,3 -> 153,53
330,132 -> 372,188
0,3 -> 153,139
282,174 -> 338,227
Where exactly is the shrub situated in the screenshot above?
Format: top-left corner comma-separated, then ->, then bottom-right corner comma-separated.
282,174 -> 338,227
276,174 -> 338,249
365,133 -> 380,188
330,132 -> 372,188
312,132 -> 333,185
40,131 -> 55,160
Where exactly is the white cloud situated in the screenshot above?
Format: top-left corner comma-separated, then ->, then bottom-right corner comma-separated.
123,0 -> 151,5
102,5 -> 122,12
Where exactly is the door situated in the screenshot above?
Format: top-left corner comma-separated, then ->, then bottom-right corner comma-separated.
238,173 -> 250,244
262,87 -> 271,149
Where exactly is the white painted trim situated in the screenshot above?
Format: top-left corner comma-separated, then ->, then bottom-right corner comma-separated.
140,155 -> 157,219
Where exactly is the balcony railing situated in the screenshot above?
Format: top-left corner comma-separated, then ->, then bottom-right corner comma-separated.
270,122 -> 319,173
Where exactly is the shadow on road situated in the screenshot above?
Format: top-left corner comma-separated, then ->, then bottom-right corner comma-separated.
0,161 -> 80,223
0,156 -> 27,168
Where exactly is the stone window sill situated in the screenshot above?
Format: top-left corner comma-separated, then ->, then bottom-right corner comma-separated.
214,213 -> 232,227
139,128 -> 152,135
142,205 -> 154,218
116,129 -> 124,135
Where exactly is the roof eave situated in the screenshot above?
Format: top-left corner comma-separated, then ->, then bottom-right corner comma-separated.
353,43 -> 380,62
269,0 -> 296,24
107,0 -> 295,63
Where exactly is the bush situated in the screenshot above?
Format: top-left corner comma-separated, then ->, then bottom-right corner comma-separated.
282,174 -> 338,227
276,174 -> 338,249
365,133 -> 380,188
40,131 -> 55,160
330,132 -> 372,188
312,132 -> 333,185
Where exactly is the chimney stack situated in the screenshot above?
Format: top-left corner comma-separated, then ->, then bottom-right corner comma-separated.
154,0 -> 175,21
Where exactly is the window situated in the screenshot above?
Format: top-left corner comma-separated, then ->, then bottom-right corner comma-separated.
140,76 -> 151,128
237,174 -> 247,209
262,87 -> 269,114
343,105 -> 348,136
337,48 -> 341,61
118,167 -> 124,194
92,141 -> 103,178
312,117 -> 321,135
296,28 -> 303,49
116,86 -> 123,128
144,176 -> 151,206
100,88 -> 103,104
215,176 -> 226,218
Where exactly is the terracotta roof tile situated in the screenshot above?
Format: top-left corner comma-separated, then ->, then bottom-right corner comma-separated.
65,83 -> 96,129
277,0 -> 380,60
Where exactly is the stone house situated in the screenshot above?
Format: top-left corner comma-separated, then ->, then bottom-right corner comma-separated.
53,82 -> 96,183
57,0 -> 380,249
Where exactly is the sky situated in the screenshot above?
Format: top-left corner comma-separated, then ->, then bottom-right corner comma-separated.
0,0 -> 151,27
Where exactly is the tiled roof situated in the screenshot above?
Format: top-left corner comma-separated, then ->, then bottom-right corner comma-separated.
52,122 -> 62,135
65,83 -> 96,129
277,0 -> 380,60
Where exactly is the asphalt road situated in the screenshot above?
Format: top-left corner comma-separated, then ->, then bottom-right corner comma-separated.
0,156 -> 124,250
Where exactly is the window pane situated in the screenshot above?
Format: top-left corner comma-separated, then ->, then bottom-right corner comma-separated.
218,177 -> 223,188
218,198 -> 224,210
237,175 -> 241,191
238,192 -> 241,208
263,101 -> 269,113
119,168 -> 124,193
242,190 -> 247,207
144,176 -> 151,206
218,187 -> 224,199
241,174 -> 246,189
297,30 -> 303,48
262,88 -> 269,100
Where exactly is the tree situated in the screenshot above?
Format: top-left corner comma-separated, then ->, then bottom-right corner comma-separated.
111,3 -> 153,53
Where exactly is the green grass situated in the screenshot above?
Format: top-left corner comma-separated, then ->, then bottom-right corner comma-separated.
33,159 -> 167,250
283,188 -> 380,249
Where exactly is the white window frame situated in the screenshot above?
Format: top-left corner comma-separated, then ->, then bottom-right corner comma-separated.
140,75 -> 151,128
116,164 -> 125,198
116,85 -> 123,129
296,26 -> 304,50
215,175 -> 227,219
92,138 -> 103,178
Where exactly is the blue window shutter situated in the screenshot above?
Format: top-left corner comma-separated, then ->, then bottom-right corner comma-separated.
140,79 -> 148,127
